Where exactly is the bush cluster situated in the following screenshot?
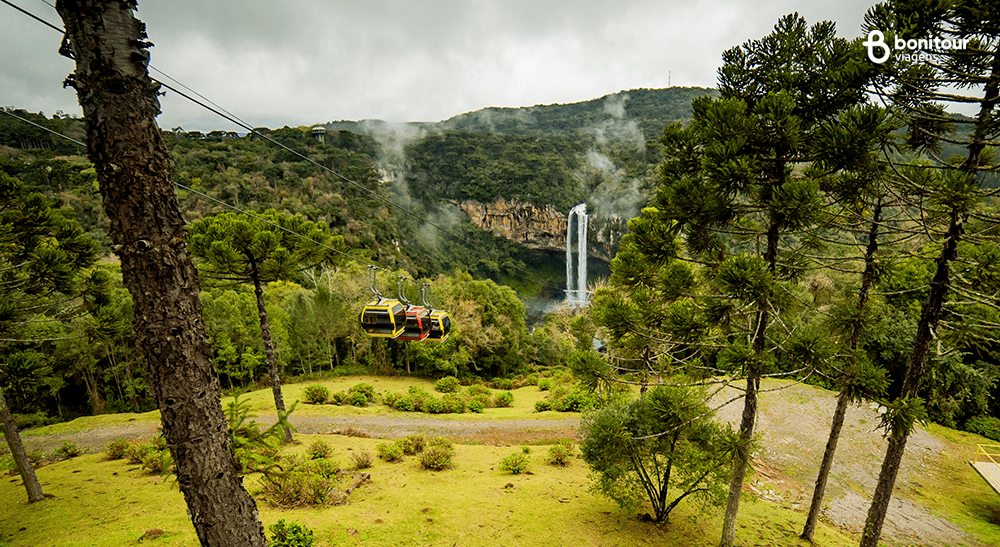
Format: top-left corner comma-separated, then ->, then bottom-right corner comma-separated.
434,376 -> 461,393
306,440 -> 333,460
547,440 -> 575,466
500,451 -> 530,474
384,385 -> 511,414
966,415 -> 1000,441
419,437 -> 454,471
534,388 -> 598,413
257,452 -> 346,507
302,385 -> 329,404
313,382 -> 377,408
268,519 -> 315,547
117,435 -> 173,475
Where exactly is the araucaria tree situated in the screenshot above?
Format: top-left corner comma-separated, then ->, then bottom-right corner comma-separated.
654,14 -> 873,547
0,171 -> 98,502
57,1 -> 269,544
859,2 -> 1000,545
188,211 -> 338,443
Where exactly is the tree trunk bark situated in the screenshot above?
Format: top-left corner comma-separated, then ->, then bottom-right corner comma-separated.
55,2 -> 267,545
251,269 -> 292,443
802,390 -> 849,540
0,388 -> 45,503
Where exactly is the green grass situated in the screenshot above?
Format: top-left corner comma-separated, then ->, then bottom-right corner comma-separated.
902,424 -> 1000,546
7,376 -> 999,546
0,432 -> 861,547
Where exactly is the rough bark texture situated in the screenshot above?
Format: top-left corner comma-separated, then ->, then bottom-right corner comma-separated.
251,269 -> 292,443
55,2 -> 268,545
0,389 -> 45,503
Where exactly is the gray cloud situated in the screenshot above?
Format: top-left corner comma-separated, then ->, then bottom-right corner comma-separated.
2,1 -> 880,130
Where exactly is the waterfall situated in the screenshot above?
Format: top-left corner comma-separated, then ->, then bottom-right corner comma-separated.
566,203 -> 588,306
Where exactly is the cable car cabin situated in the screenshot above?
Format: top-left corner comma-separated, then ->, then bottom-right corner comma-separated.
426,310 -> 452,342
360,299 -> 406,338
397,306 -> 432,341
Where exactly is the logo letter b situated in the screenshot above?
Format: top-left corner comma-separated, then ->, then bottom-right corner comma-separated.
864,30 -> 890,64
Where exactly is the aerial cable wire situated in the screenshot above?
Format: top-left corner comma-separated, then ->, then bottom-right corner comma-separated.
8,0 -> 555,291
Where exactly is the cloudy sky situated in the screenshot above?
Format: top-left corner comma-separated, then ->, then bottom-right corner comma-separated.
3,0 -> 880,131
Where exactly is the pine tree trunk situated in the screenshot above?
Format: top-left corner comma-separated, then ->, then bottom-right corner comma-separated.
251,270 -> 292,443
55,2 -> 267,545
802,390 -> 849,540
0,388 -> 45,503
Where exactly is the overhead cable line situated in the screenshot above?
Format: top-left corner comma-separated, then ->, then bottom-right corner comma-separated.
7,0 -> 554,290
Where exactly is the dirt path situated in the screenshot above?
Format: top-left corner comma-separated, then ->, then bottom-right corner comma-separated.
20,415 -> 581,455
710,379 -> 969,547
17,382 -> 983,546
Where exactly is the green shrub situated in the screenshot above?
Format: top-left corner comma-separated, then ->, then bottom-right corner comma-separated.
106,438 -> 130,460
12,412 -> 56,430
396,435 -> 425,455
351,450 -> 374,469
329,391 -> 346,405
393,397 -> 414,412
470,393 -> 491,410
500,452 -> 530,474
268,519 -> 315,547
377,442 -> 403,462
435,376 -> 461,393
424,397 -> 446,414
419,446 -> 453,470
547,440 -> 574,466
552,389 -> 598,412
966,415 -> 1000,441
346,391 -> 369,407
349,382 -> 376,401
428,436 -> 453,451
534,399 -> 552,412
442,393 -> 466,413
52,441 -> 82,461
381,392 -> 402,408
306,440 -> 333,460
302,457 -> 340,478
538,379 -> 552,391
125,442 -> 153,465
141,450 -> 173,474
302,385 -> 329,404
468,399 -> 485,413
467,384 -> 491,398
493,391 -> 514,408
492,377 -> 514,390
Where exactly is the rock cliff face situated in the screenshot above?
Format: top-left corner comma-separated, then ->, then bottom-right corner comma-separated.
457,198 -> 624,262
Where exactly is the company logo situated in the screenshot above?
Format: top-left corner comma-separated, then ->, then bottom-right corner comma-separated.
864,30 -> 969,64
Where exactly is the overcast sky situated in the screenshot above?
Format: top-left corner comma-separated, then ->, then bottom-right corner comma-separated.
3,0 -> 881,131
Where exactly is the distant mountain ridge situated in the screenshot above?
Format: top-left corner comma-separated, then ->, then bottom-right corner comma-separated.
324,87 -> 718,139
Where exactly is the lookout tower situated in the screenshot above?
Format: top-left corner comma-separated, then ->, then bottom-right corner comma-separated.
311,125 -> 326,144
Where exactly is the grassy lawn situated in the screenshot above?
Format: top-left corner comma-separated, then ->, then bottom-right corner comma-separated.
5,375 -> 999,546
0,431 -> 860,547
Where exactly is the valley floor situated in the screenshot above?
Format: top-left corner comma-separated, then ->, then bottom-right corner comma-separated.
4,376 -> 998,547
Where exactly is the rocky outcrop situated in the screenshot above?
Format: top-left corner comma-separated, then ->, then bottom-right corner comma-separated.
456,198 -> 625,262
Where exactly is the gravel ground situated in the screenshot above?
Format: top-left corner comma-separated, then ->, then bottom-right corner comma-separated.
17,381 -> 978,546
711,379 -> 969,547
